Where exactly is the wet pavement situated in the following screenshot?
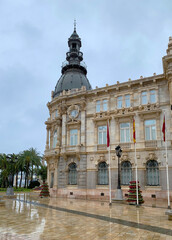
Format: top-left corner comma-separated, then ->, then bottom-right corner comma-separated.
0,192 -> 172,240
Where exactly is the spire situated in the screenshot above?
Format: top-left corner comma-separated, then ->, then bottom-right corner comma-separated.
61,24 -> 87,75
74,19 -> 76,32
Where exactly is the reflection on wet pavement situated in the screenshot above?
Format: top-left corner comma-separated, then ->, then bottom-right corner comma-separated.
0,192 -> 172,240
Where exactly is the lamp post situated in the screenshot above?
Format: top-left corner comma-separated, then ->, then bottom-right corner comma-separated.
115,145 -> 122,189
113,145 -> 123,201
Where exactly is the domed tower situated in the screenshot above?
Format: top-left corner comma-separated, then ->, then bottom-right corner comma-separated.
53,22 -> 92,98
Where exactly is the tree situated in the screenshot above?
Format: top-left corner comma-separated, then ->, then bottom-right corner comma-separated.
0,154 -> 9,187
35,165 -> 47,183
19,148 -> 41,188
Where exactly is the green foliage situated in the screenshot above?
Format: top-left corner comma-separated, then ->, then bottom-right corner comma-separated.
35,165 -> 47,181
0,187 -> 32,192
0,148 -> 42,188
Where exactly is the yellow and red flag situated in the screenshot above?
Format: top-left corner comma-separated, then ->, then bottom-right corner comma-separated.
107,121 -> 110,148
133,118 -> 136,144
162,115 -> 165,142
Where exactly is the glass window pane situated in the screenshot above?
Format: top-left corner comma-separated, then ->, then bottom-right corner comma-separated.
117,96 -> 122,109
53,130 -> 57,148
142,92 -> 147,104
103,99 -> 108,111
126,129 -> 130,142
70,129 -> 78,145
151,126 -> 156,140
96,101 -> 101,112
55,110 -> 58,117
98,126 -> 107,144
145,126 -> 150,140
150,90 -> 156,103
120,129 -> 124,142
125,95 -> 130,108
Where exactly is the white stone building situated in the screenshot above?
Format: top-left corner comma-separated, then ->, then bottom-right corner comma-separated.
44,27 -> 172,200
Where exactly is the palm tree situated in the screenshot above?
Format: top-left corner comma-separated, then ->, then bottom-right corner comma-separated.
0,154 -> 9,187
35,165 -> 47,183
29,148 -> 41,182
6,153 -> 18,187
19,148 -> 41,188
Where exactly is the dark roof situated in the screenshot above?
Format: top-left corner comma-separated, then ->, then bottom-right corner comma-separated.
53,69 -> 92,98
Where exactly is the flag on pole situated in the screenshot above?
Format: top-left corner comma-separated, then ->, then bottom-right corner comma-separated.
107,121 -> 110,148
162,115 -> 166,142
133,118 -> 136,144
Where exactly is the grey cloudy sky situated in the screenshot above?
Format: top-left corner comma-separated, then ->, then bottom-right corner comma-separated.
0,0 -> 172,155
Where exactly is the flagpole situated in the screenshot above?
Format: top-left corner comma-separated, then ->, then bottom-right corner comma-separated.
108,119 -> 112,206
135,142 -> 139,206
163,111 -> 171,209
133,117 -> 139,206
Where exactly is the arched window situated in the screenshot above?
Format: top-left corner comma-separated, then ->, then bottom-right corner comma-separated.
146,160 -> 159,186
98,162 -> 108,185
121,161 -> 132,185
68,163 -> 77,185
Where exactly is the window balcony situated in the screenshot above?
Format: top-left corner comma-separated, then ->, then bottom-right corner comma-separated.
145,140 -> 157,148
119,142 -> 131,149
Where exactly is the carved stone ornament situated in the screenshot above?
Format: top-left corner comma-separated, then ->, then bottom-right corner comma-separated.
120,153 -> 130,162
67,105 -> 80,120
80,101 -> 86,111
96,154 -> 106,164
146,152 -> 158,161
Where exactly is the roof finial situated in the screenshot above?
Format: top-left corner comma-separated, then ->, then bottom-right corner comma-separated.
74,19 -> 76,32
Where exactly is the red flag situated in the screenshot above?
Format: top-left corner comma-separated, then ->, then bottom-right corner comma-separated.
162,115 -> 165,142
133,118 -> 136,144
107,121 -> 110,148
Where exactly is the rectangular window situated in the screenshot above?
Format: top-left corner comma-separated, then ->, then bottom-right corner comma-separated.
117,96 -> 123,109
125,95 -> 130,108
98,126 -> 107,144
142,91 -> 147,105
120,123 -> 130,142
53,130 -> 57,148
103,99 -> 108,111
55,109 -> 58,117
96,100 -> 101,112
70,129 -> 78,146
150,90 -> 156,103
145,120 -> 156,140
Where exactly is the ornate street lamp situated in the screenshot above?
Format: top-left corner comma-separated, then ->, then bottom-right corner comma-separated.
115,145 -> 122,190
113,145 -> 123,201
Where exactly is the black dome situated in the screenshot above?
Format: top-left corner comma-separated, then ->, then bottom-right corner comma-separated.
53,27 -> 92,98
53,68 -> 92,97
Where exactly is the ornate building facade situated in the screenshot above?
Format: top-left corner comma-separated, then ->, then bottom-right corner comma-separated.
44,27 -> 172,200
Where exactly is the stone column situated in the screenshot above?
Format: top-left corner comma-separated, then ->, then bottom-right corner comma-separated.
62,114 -> 67,147
156,114 -> 161,141
81,110 -> 86,145
140,116 -> 144,142
46,127 -> 50,150
47,163 -> 50,186
53,160 -> 58,189
115,118 -> 120,144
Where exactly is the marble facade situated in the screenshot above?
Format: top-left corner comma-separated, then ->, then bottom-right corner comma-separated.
44,36 -> 172,200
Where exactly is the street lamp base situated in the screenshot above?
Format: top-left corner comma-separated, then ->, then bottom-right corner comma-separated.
6,187 -> 14,196
113,189 -> 124,201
